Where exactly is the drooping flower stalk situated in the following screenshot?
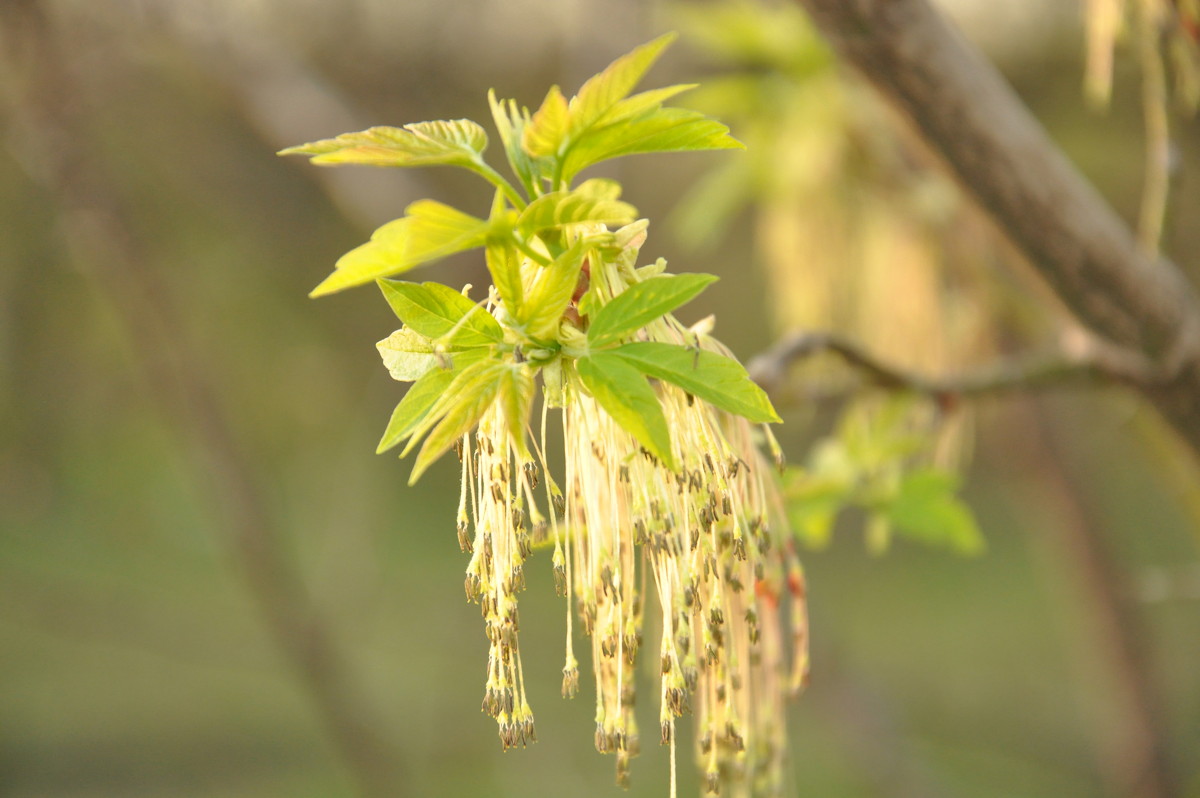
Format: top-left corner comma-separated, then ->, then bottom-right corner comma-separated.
448,222 -> 808,796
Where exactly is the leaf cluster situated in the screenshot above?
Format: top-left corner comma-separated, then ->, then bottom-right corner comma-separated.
786,398 -> 983,555
280,35 -> 773,483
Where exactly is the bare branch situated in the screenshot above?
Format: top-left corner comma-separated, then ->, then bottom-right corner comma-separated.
792,0 -> 1200,458
749,331 -> 1159,406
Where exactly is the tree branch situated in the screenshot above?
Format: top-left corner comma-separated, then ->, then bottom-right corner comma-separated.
791,0 -> 1200,458
749,331 -> 1159,405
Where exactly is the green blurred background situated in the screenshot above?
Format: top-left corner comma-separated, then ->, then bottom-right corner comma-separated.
2,1 -> 1198,796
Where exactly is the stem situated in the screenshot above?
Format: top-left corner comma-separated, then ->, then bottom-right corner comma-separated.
552,154 -> 568,193
513,234 -> 552,267
473,160 -> 528,210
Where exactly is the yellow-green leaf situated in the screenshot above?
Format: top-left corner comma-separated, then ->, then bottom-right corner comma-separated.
488,90 -> 544,196
576,352 -> 675,470
592,83 -> 697,128
562,108 -> 743,183
279,120 -> 488,168
377,327 -> 440,382
517,188 -> 636,236
311,201 -> 488,297
884,469 -> 985,555
610,341 -> 780,423
485,190 -> 525,315
378,280 -> 503,347
376,350 -> 488,454
574,177 -> 623,201
402,200 -> 489,258
407,360 -> 506,484
518,238 -> 588,342
485,239 -> 524,318
523,85 -> 570,158
568,33 -> 678,140
587,273 -> 718,347
498,365 -> 535,460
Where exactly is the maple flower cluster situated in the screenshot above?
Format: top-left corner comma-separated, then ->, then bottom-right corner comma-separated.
448,223 -> 809,796
281,31 -> 811,798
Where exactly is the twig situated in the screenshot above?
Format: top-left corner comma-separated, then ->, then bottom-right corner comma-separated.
0,4 -> 403,795
749,331 -> 1160,406
1137,0 -> 1172,254
791,0 -> 1200,458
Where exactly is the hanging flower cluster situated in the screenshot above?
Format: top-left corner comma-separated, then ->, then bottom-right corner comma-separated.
281,33 -> 808,797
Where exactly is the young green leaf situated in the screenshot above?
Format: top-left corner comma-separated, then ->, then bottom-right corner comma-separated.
785,442 -> 857,547
587,218 -> 650,283
610,341 -> 780,423
523,85 -> 570,158
541,355 -> 565,408
488,90 -> 544,198
587,273 -> 718,347
562,108 -> 743,183
517,188 -> 637,236
574,177 -> 624,201
567,33 -> 678,140
280,120 -> 488,168
407,360 -> 507,484
311,217 -> 408,297
498,364 -> 535,460
378,279 -> 503,346
786,478 -> 853,549
485,239 -> 524,318
516,238 -> 588,342
397,200 -> 491,261
377,327 -> 441,382
376,350 -> 488,454
884,469 -> 984,555
311,201 -> 490,296
484,190 -> 525,314
401,358 -> 497,456
576,353 -> 676,470
592,83 -> 697,129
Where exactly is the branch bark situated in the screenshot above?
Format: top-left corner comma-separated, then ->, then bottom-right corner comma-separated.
749,331 -> 1158,404
792,0 -> 1200,459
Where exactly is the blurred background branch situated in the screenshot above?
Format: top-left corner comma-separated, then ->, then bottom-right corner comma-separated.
750,330 -> 1159,404
792,0 -> 1200,458
0,2 -> 403,794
